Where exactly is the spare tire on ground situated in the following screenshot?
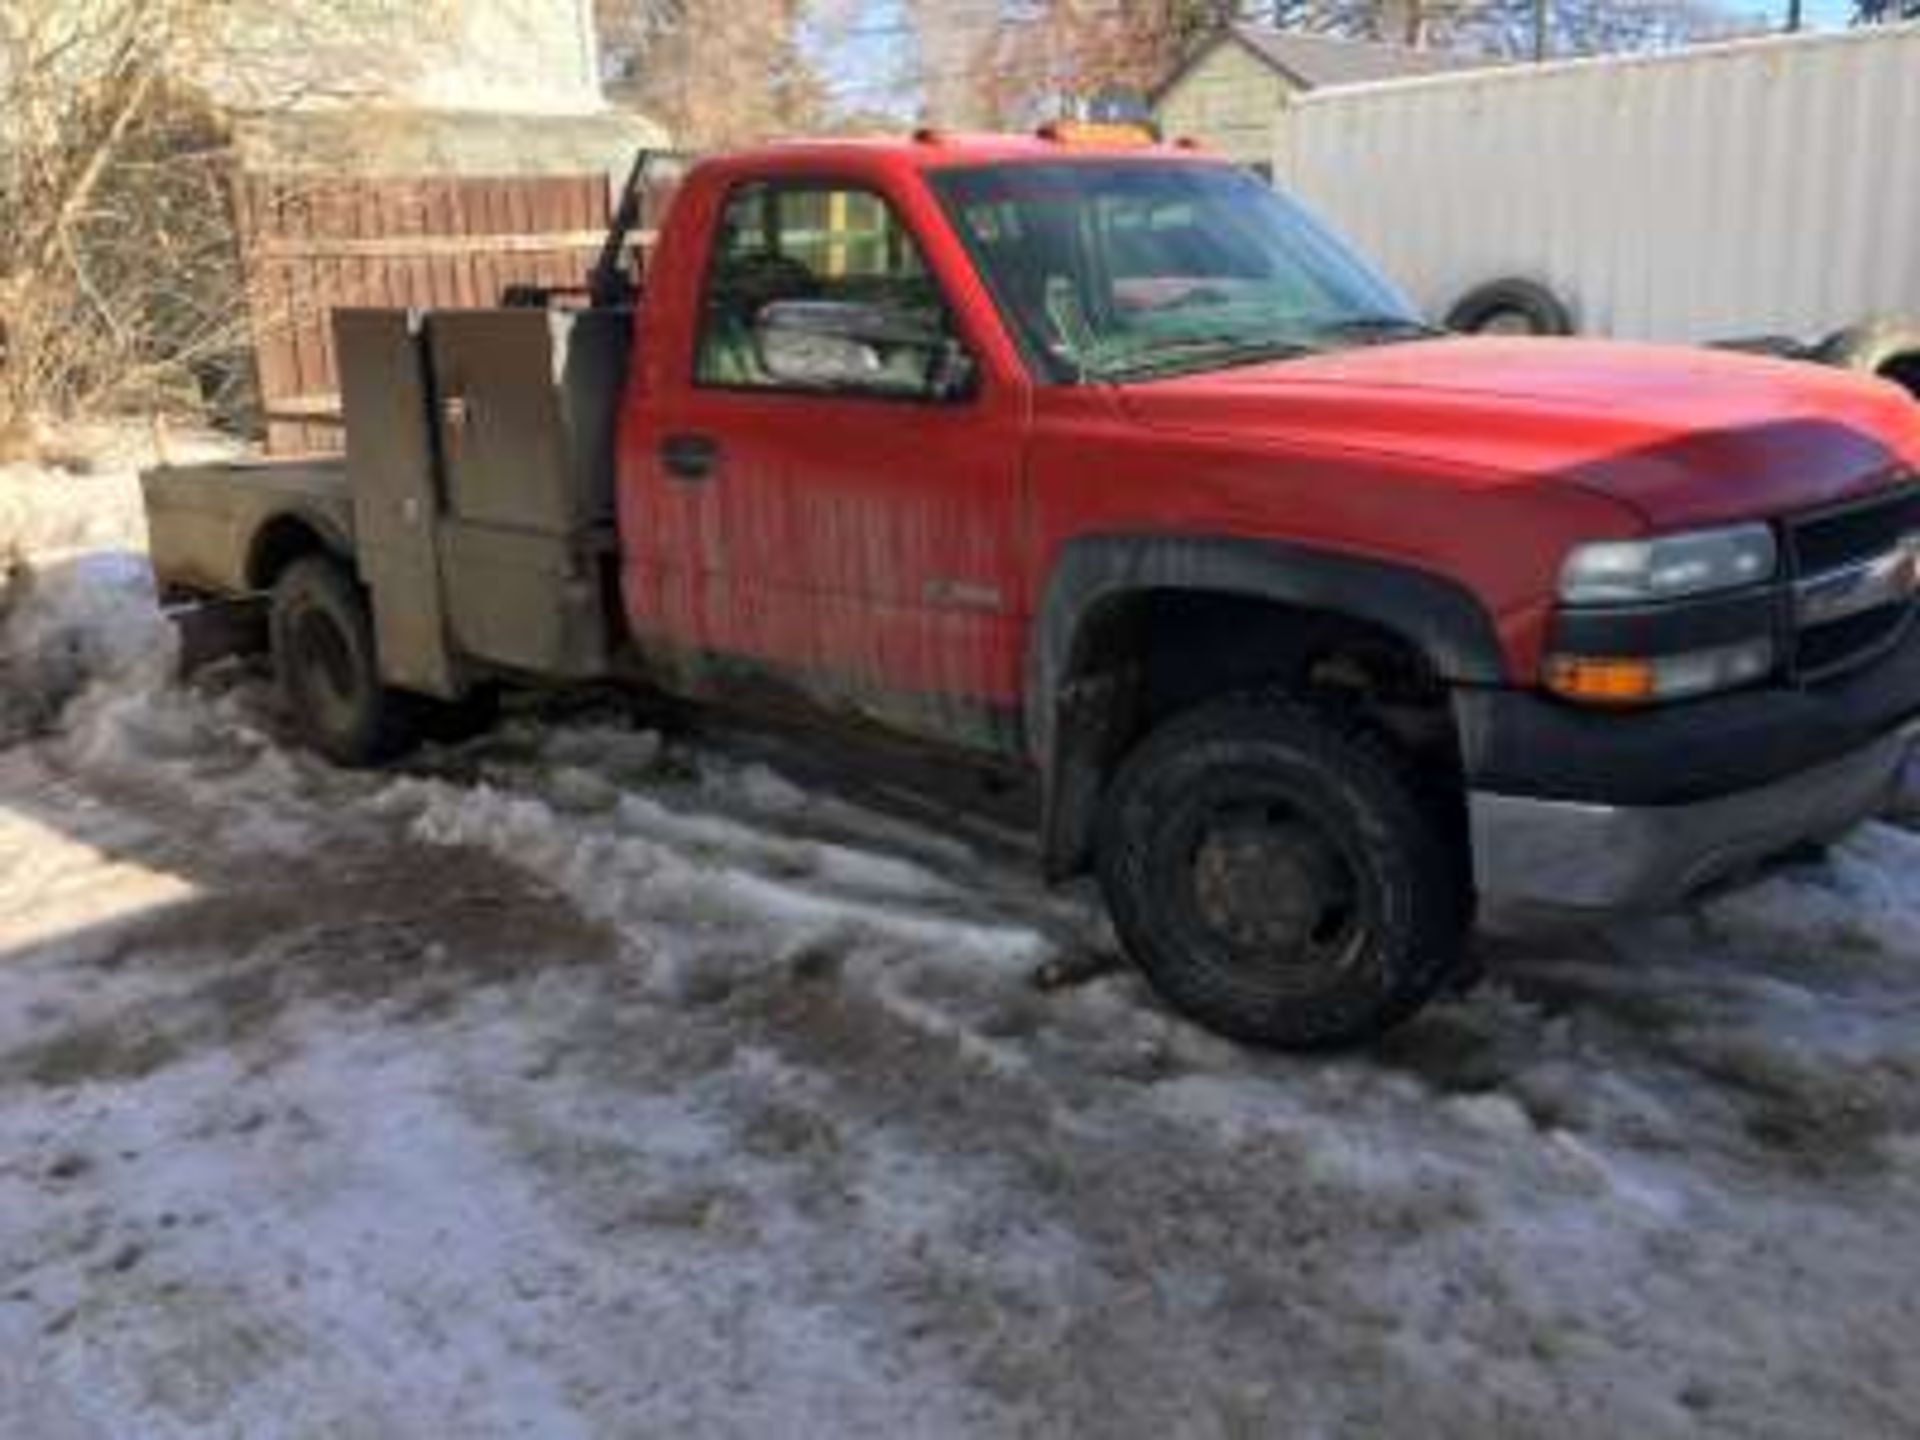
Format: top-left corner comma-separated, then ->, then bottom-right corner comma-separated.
1443,277 -> 1575,337
1815,316 -> 1920,400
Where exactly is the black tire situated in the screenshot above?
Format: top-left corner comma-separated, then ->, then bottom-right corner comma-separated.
1095,695 -> 1468,1050
418,684 -> 501,746
269,556 -> 415,765
1815,316 -> 1920,400
1444,277 -> 1575,338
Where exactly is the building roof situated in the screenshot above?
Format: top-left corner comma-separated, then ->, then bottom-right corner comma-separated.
232,107 -> 671,178
1155,22 -> 1491,100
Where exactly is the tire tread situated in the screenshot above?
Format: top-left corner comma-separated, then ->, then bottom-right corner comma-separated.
1095,691 -> 1468,1049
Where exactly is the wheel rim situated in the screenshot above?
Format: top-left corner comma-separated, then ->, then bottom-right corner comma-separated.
1173,785 -> 1377,993
1478,307 -> 1538,336
290,605 -> 361,730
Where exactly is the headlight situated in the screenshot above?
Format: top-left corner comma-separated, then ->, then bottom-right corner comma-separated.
1558,523 -> 1778,604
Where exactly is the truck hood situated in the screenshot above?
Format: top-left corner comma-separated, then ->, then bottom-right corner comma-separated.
1115,338 -> 1920,529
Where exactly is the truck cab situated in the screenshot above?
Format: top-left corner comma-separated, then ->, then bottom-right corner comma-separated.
143,127 -> 1920,1049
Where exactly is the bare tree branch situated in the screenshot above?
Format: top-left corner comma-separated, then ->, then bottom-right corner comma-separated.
0,0 -> 455,455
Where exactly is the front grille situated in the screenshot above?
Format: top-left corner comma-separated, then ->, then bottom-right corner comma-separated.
1795,604 -> 1910,675
1791,486 -> 1920,574
1785,481 -> 1920,682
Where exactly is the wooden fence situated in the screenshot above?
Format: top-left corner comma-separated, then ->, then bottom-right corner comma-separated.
232,173 -> 613,453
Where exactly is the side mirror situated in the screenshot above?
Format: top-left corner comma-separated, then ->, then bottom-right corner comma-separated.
754,300 -> 976,400
929,336 -> 979,401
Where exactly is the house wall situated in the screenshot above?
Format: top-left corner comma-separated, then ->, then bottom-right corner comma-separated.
403,0 -> 603,114
1153,41 -> 1293,171
207,0 -> 604,116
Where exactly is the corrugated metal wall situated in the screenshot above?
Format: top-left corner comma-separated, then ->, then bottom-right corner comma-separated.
1277,25 -> 1920,344
233,173 -> 613,453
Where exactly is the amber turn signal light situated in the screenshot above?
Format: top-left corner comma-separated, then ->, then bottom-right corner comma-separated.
1542,655 -> 1658,705
1034,120 -> 1158,148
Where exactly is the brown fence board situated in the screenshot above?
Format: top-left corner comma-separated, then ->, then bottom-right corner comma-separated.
233,171 -> 615,453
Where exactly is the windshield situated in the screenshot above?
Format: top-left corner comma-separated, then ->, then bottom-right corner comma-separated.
931,160 -> 1429,383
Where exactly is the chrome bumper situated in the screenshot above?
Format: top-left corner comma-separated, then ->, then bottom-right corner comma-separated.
1469,722 -> 1918,911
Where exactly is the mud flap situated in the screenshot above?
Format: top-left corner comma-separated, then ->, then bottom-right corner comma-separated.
167,595 -> 269,675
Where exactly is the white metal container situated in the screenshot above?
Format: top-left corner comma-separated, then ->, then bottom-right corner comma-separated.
1276,24 -> 1920,345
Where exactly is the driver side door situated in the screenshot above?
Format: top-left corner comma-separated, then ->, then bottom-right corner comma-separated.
634,177 -> 1031,754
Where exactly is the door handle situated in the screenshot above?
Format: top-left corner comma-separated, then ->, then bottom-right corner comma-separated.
660,433 -> 717,482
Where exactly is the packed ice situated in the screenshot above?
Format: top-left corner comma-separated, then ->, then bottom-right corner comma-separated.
5,432 -> 1920,1437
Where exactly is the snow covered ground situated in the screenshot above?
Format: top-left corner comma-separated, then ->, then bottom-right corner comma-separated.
5,435 -> 1920,1438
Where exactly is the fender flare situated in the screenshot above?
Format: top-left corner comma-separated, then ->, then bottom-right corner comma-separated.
1026,534 -> 1507,877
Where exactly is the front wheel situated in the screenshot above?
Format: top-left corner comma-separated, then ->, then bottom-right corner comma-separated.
269,556 -> 416,766
1095,696 -> 1468,1050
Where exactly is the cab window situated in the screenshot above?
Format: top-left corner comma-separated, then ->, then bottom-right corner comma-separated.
934,160 -> 1417,383
695,182 -> 952,397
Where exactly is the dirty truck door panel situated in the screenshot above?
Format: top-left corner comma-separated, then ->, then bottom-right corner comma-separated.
622,174 -> 1028,751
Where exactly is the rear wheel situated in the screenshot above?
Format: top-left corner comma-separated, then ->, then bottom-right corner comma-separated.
1095,695 -> 1468,1049
1816,316 -> 1920,401
269,556 -> 415,765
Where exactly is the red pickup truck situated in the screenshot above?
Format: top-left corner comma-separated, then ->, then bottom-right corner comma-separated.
143,127 -> 1920,1048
